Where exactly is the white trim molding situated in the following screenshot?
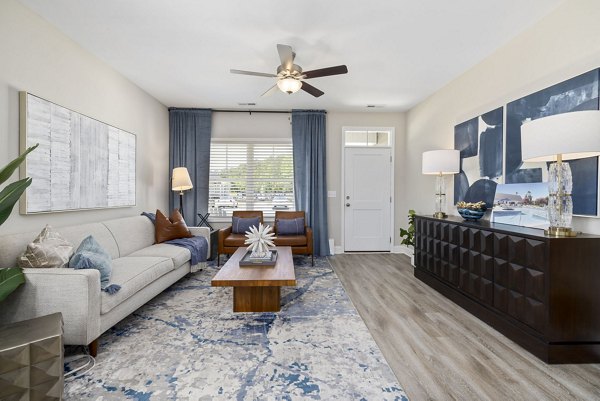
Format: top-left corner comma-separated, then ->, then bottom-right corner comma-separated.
395,245 -> 414,256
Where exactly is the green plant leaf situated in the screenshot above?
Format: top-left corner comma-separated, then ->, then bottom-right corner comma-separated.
0,144 -> 38,186
0,268 -> 25,303
0,178 -> 32,226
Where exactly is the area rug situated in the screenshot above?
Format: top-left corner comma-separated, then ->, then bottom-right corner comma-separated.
64,256 -> 408,400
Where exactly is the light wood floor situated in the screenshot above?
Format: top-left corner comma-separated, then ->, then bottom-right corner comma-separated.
329,253 -> 600,401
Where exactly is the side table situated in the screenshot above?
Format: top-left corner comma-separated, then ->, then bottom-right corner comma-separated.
208,229 -> 219,261
0,313 -> 64,400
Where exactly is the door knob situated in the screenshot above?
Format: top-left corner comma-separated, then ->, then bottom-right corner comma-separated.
346,203 -> 351,207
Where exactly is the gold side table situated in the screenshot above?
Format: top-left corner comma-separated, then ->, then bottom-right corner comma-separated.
0,313 -> 64,401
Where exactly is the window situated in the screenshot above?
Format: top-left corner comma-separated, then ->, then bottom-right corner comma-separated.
208,141 -> 295,219
344,130 -> 391,147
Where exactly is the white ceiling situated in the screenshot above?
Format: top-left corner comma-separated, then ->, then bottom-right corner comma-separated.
19,0 -> 564,112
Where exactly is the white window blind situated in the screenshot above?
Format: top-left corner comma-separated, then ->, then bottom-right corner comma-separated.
208,142 -> 295,218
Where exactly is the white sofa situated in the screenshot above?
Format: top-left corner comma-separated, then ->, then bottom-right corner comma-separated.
0,216 -> 209,355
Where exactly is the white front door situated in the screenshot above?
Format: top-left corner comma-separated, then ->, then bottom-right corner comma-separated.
344,147 -> 392,251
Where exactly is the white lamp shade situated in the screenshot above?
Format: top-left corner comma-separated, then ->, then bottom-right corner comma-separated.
277,78 -> 302,94
172,167 -> 193,191
422,149 -> 460,175
521,111 -> 600,162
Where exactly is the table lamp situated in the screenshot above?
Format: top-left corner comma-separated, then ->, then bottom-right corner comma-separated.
521,110 -> 600,237
172,167 -> 193,218
422,149 -> 460,218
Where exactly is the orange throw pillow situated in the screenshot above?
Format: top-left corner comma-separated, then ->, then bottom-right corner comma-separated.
155,209 -> 193,243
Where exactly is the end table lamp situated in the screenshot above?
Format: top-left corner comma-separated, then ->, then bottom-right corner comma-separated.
172,167 -> 193,218
521,110 -> 600,237
422,149 -> 460,219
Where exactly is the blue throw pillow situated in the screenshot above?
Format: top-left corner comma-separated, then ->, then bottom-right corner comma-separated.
232,217 -> 260,234
69,235 -> 120,294
276,217 -> 305,235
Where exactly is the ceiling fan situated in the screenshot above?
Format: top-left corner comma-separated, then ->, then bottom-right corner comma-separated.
230,44 -> 348,98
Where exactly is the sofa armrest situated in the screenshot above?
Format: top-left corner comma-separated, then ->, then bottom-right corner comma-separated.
0,268 -> 101,345
189,226 -> 210,248
306,226 -> 314,254
218,226 -> 232,253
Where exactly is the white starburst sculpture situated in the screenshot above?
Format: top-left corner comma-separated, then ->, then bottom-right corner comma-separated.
244,223 -> 276,257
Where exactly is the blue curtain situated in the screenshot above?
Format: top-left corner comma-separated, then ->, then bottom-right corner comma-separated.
291,110 -> 329,256
169,108 -> 212,225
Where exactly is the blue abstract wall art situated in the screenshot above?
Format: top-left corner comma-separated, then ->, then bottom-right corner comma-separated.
454,107 -> 503,207
505,68 -> 600,216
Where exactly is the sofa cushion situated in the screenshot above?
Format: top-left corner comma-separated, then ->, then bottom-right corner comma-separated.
155,209 -> 192,243
128,244 -> 191,268
232,216 -> 260,234
60,224 -> 120,260
223,233 -> 248,247
17,225 -> 74,269
273,235 -> 308,246
101,257 -> 174,314
0,223 -> 119,267
69,235 -> 114,290
102,216 -> 156,257
276,217 -> 305,235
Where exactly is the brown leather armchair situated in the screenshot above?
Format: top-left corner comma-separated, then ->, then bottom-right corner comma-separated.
217,210 -> 314,266
272,211 -> 314,266
217,211 -> 263,266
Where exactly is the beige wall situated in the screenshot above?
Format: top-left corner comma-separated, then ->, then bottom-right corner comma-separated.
204,111 -> 407,249
212,111 -> 291,140
0,0 -> 169,235
406,0 -> 600,235
327,112 -> 407,250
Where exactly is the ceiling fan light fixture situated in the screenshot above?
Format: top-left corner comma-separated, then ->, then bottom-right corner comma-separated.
277,78 -> 302,94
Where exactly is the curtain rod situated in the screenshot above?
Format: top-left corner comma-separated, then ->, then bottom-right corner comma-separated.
213,109 -> 290,114
212,109 -> 327,114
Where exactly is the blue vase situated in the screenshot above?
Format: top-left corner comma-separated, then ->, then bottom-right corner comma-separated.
457,208 -> 485,221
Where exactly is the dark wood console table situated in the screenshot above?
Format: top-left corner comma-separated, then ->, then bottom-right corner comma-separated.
414,215 -> 600,363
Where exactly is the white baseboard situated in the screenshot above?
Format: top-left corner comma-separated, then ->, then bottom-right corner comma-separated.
395,245 -> 413,256
333,245 -> 413,255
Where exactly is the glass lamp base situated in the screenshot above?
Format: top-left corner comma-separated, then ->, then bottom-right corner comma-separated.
545,226 -> 577,237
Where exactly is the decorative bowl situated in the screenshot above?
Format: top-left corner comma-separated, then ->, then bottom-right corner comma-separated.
457,208 -> 486,221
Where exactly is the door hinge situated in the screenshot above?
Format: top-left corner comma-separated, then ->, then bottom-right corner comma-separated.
390,237 -> 392,244
390,155 -> 392,162
390,196 -> 392,203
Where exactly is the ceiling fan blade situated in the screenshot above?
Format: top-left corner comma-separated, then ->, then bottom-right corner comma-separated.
230,69 -> 277,78
302,65 -> 348,79
261,84 -> 279,97
277,44 -> 295,70
301,81 -> 324,97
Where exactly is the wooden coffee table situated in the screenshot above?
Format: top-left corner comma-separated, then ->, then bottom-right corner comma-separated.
211,246 -> 296,312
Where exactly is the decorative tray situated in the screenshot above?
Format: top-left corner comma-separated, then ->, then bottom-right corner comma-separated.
239,250 -> 278,267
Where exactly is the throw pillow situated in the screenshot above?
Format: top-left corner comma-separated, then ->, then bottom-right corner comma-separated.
18,225 -> 74,268
276,217 -> 305,235
155,209 -> 193,243
69,235 -> 120,293
232,216 -> 260,234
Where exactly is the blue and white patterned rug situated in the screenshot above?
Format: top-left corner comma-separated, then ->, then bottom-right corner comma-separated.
64,256 -> 408,400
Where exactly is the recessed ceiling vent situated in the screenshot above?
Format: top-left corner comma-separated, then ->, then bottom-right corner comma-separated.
366,104 -> 385,108
238,102 -> 256,106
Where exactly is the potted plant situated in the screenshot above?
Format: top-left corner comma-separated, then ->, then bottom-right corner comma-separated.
0,145 -> 37,302
399,209 -> 416,266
